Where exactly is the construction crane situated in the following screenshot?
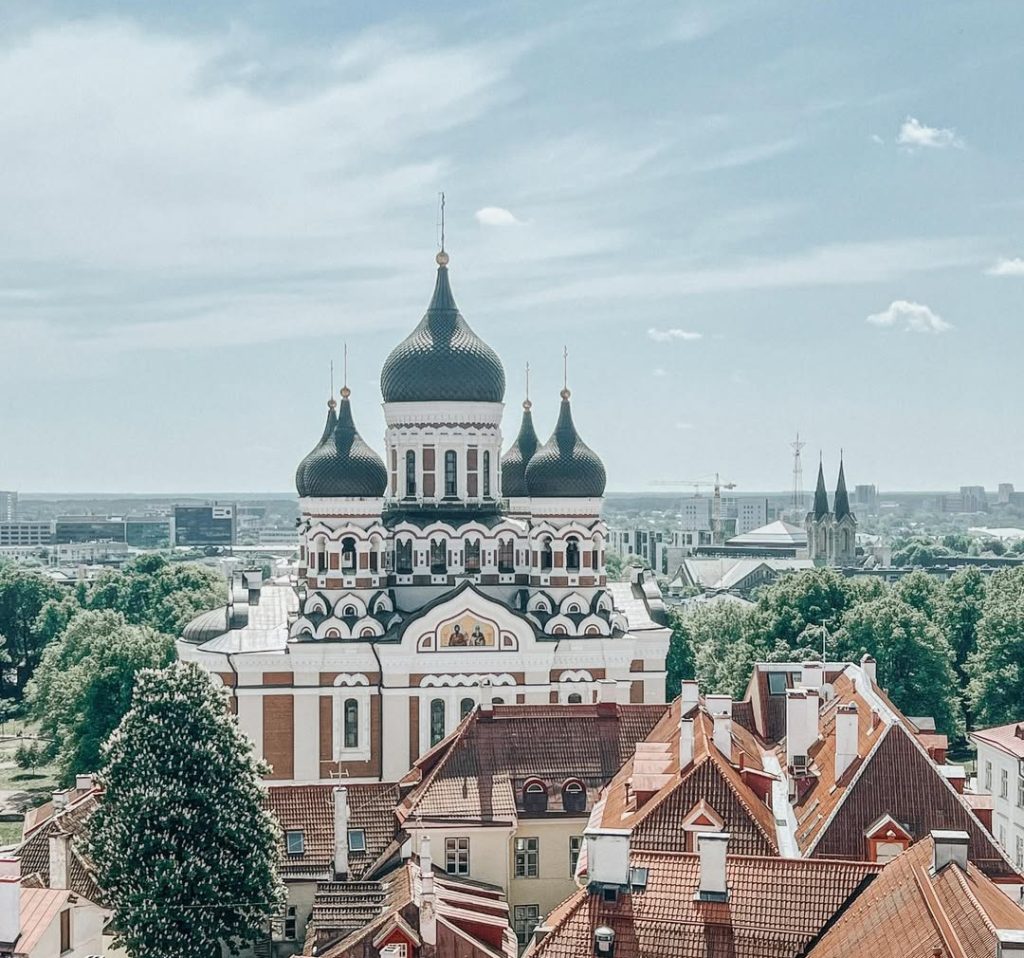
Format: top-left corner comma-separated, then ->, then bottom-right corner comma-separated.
651,473 -> 738,544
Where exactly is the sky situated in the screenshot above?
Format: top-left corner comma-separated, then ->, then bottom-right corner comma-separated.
1,1 -> 1022,494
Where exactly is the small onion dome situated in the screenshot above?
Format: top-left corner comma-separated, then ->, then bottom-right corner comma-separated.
501,400 -> 540,497
525,390 -> 606,498
295,399 -> 338,496
296,393 -> 387,498
380,256 -> 505,403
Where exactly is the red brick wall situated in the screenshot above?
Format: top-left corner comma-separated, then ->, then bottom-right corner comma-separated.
263,695 -> 294,780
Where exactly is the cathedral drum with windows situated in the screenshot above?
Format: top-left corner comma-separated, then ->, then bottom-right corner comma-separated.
178,250 -> 672,783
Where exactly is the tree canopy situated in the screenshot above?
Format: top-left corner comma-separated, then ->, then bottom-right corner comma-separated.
88,661 -> 284,958
966,567 -> 1024,729
0,566 -> 62,698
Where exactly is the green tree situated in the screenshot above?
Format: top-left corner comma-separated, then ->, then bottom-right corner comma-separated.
894,570 -> 942,619
681,602 -> 760,698
605,553 -> 625,581
834,594 -> 964,739
965,568 -> 1024,729
664,607 -> 696,700
88,662 -> 284,958
0,567 -> 62,698
749,568 -> 853,654
25,610 -> 175,783
86,555 -> 225,635
939,568 -> 986,676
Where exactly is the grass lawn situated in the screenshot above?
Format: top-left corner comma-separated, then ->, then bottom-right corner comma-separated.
0,820 -> 22,847
0,722 -> 59,808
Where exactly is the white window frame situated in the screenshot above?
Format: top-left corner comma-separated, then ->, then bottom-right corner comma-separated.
285,830 -> 305,855
515,836 -> 540,878
445,836 -> 470,876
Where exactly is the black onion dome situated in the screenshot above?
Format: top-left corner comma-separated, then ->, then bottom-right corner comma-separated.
299,393 -> 388,498
295,402 -> 338,496
501,402 -> 540,497
525,391 -> 606,498
380,258 -> 505,403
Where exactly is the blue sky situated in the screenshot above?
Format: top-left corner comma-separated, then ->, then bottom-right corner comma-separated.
1,1 -> 1022,493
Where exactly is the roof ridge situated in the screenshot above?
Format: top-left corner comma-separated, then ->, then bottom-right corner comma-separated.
399,709 -> 480,823
704,747 -> 781,853
913,863 -> 968,958
951,860 -> 1001,937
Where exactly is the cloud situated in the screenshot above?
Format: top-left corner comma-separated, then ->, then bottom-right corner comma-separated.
897,116 -> 964,150
648,327 -> 702,342
475,206 -> 523,226
986,257 -> 1024,277
653,367 -> 667,377
870,133 -> 884,145
691,137 -> 800,173
866,300 -> 952,334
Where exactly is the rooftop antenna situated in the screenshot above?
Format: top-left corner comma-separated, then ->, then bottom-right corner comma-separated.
790,432 -> 806,511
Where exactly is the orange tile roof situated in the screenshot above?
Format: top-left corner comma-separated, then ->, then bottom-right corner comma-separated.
595,698 -> 780,857
971,721 -> 1024,759
528,851 -> 882,958
5,886 -> 74,956
807,836 -> 1024,958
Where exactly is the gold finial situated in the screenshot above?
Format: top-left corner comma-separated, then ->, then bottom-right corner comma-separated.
523,362 -> 532,410
436,192 -> 449,266
340,344 -> 351,399
560,346 -> 570,400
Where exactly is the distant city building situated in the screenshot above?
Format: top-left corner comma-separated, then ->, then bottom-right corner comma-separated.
960,485 -> 988,513
806,458 -> 857,566
0,490 -> 16,521
173,503 -> 236,546
679,496 -> 712,532
733,497 -> 768,535
0,521 -> 52,548
853,483 -> 878,514
997,483 -> 1015,505
970,721 -> 1024,872
53,516 -> 127,544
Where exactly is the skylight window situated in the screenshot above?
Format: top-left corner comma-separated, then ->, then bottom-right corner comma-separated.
285,830 -> 305,855
348,829 -> 366,852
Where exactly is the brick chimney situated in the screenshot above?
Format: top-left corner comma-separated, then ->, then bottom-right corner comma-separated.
679,680 -> 699,716
835,702 -> 859,780
333,786 -> 349,879
48,830 -> 71,890
696,831 -> 729,902
679,717 -> 694,770
931,830 -> 969,873
0,858 -> 20,948
786,689 -> 819,770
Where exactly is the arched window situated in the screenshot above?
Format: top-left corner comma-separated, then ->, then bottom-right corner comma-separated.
369,543 -> 379,573
396,539 -> 413,575
552,625 -> 567,636
465,539 -> 481,573
343,699 -> 359,749
430,699 -> 446,747
460,697 -> 475,720
430,539 -> 447,575
523,780 -> 548,813
482,451 -> 491,498
541,538 -> 553,572
341,537 -> 356,571
567,693 -> 583,704
315,539 -> 328,574
562,780 -> 586,813
566,537 -> 580,572
444,450 -> 458,497
498,538 -> 515,573
493,696 -> 505,705
585,625 -> 601,636
566,603 -> 580,614
405,450 -> 417,497
342,605 -> 357,617
360,627 -> 375,637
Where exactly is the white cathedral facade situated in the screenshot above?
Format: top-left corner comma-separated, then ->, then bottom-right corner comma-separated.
178,251 -> 671,784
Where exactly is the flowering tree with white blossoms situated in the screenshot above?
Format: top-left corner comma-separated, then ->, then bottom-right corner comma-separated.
88,661 -> 284,958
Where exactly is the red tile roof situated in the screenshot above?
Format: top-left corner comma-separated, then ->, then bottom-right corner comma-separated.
807,836 -> 1024,958
398,704 -> 665,825
266,783 -> 399,880
2,886 -> 76,957
971,721 -> 1024,759
527,851 -> 882,958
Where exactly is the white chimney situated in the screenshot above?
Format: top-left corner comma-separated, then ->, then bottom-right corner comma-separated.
835,702 -> 859,780
0,858 -> 20,948
594,926 -> 616,958
49,830 -> 71,890
786,689 -> 819,768
931,830 -> 969,873
479,677 -> 493,714
679,717 -> 694,770
419,834 -> 436,946
74,774 -> 93,792
333,786 -> 349,879
597,679 -> 617,704
52,789 -> 70,811
704,694 -> 733,719
679,681 -> 699,716
696,831 -> 729,901
996,930 -> 1024,958
860,653 -> 876,684
801,661 -> 824,692
584,827 -> 631,887
712,710 -> 732,760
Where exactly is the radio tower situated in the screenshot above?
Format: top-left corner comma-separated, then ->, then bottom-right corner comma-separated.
790,432 -> 806,512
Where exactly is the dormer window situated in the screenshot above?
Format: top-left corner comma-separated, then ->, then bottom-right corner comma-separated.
286,830 -> 305,855
562,780 -> 586,813
523,780 -> 548,813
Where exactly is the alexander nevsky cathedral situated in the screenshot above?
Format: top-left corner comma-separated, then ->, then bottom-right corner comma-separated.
178,250 -> 671,784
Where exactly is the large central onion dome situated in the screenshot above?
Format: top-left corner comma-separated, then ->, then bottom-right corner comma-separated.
380,254 -> 505,403
501,399 -> 540,497
295,389 -> 388,498
525,389 -> 606,498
